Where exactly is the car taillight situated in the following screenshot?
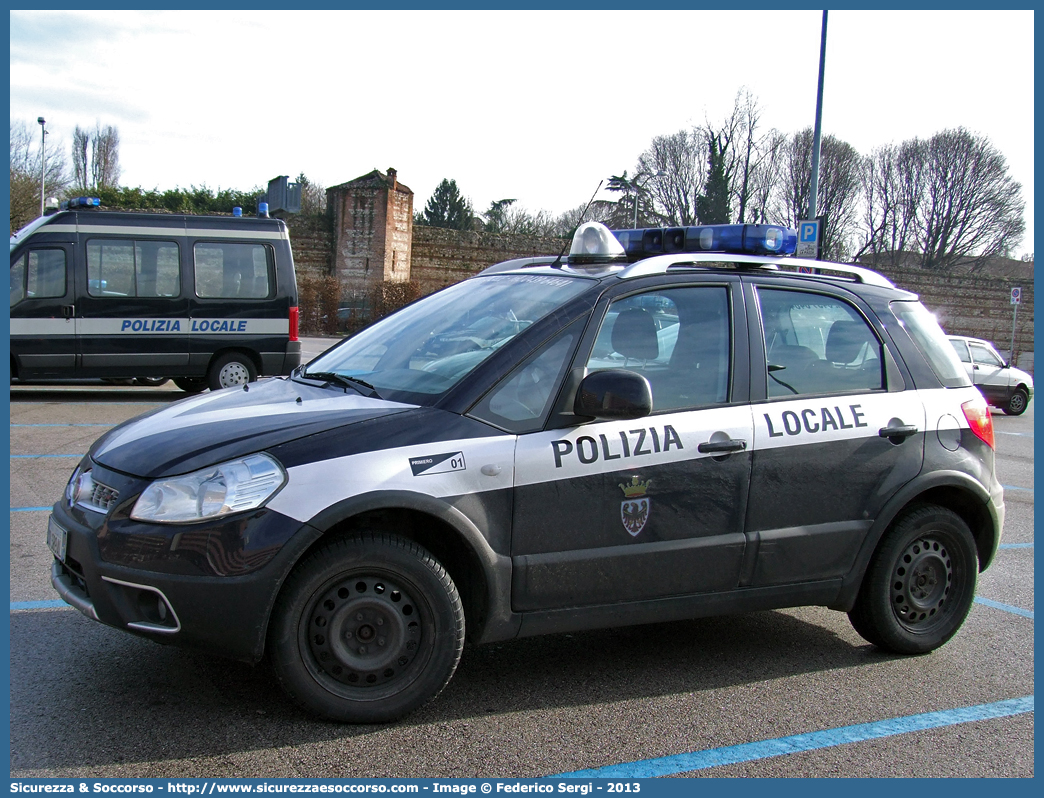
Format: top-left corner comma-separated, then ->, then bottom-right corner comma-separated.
962,396 -> 995,449
289,306 -> 299,342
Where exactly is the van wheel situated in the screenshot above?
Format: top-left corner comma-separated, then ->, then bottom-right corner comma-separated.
173,378 -> 207,393
134,377 -> 169,387
848,504 -> 977,655
268,532 -> 465,723
1004,387 -> 1029,415
208,353 -> 257,391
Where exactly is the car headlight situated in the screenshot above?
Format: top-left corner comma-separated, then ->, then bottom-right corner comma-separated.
130,453 -> 286,524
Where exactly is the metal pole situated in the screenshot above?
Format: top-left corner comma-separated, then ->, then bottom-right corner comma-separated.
808,11 -> 828,220
38,117 -> 46,218
633,183 -> 640,228
1010,299 -> 1019,366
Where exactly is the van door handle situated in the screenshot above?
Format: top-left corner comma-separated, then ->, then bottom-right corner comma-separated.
879,424 -> 918,443
62,304 -> 75,319
698,439 -> 747,454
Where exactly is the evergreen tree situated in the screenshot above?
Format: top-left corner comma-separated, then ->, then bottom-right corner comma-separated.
422,178 -> 474,230
696,135 -> 731,224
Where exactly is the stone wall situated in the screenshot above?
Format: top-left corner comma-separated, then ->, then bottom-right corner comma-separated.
872,264 -> 1034,369
410,226 -> 566,296
285,213 -> 333,278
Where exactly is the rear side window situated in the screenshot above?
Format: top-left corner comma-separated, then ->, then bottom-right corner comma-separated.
949,339 -> 971,363
890,301 -> 970,388
87,239 -> 180,298
757,288 -> 884,398
194,242 -> 272,299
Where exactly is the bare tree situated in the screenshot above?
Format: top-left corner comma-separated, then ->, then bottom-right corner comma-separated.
636,130 -> 706,226
72,123 -> 121,192
915,128 -> 1024,270
772,128 -> 862,260
10,119 -> 69,233
855,142 -> 923,266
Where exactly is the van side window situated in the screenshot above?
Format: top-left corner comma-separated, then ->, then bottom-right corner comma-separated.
87,239 -> 180,297
26,249 -> 67,300
194,242 -> 272,299
11,253 -> 26,306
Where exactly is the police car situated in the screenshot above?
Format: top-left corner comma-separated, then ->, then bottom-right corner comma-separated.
48,221 -> 1004,723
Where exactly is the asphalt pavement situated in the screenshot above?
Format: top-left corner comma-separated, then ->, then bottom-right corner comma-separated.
7,356 -> 1033,778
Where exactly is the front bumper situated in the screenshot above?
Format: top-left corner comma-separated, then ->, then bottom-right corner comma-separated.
48,499 -> 322,662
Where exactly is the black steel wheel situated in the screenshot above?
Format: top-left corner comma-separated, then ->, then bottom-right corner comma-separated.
1004,387 -> 1029,416
849,504 -> 977,654
207,352 -> 257,391
269,532 -> 464,723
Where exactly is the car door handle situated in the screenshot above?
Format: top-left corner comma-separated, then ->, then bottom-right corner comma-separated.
879,424 -> 918,442
698,439 -> 747,454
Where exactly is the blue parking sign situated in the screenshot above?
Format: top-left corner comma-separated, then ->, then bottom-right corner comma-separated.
800,221 -> 818,243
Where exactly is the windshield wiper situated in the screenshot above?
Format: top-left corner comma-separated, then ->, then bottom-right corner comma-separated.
302,370 -> 381,399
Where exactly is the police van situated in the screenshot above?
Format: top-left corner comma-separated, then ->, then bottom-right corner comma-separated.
47,221 -> 1004,723
10,198 -> 301,391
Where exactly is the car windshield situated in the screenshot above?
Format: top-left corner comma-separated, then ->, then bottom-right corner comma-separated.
301,273 -> 590,404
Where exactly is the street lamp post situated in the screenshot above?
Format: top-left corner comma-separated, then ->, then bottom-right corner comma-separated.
38,117 -> 47,218
633,170 -> 667,228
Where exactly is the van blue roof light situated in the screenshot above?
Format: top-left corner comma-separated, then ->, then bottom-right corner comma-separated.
613,224 -> 798,258
59,197 -> 101,210
233,207 -> 243,217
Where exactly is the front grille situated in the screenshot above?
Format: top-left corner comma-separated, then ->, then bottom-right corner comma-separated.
78,478 -> 119,513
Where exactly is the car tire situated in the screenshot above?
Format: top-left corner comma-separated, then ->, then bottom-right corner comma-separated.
172,377 -> 207,393
207,352 -> 257,391
1004,387 -> 1029,416
848,504 -> 977,655
268,532 -> 465,723
134,377 -> 170,387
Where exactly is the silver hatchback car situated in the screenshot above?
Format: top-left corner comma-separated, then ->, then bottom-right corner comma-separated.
948,335 -> 1034,415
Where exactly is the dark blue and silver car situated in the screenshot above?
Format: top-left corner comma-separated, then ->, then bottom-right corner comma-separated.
48,221 -> 1004,722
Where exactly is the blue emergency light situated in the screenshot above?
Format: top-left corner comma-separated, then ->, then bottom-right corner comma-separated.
233,207 -> 243,217
60,197 -> 101,210
612,224 -> 798,258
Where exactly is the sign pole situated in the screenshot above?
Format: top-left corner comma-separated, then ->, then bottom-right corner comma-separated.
1009,286 -> 1021,365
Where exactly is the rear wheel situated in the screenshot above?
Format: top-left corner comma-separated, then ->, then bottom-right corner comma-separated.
849,504 -> 977,654
1004,387 -> 1029,415
134,377 -> 170,387
207,352 -> 256,391
269,532 -> 465,723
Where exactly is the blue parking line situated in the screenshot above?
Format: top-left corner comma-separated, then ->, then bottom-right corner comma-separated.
975,597 -> 1034,620
10,454 -> 81,459
11,600 -> 70,611
11,423 -> 114,428
10,506 -> 51,512
552,696 -> 1034,777
999,542 -> 1034,549
1002,484 -> 1034,493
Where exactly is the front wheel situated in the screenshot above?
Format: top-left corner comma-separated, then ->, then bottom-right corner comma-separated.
1004,387 -> 1029,416
849,504 -> 977,654
207,352 -> 257,391
269,532 -> 465,723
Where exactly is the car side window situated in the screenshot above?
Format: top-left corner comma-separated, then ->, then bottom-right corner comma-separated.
586,286 -> 730,412
969,343 -> 1004,368
26,249 -> 67,299
87,239 -> 181,298
194,242 -> 272,299
10,253 -> 26,306
469,330 -> 578,434
949,339 -> 972,363
758,288 -> 884,398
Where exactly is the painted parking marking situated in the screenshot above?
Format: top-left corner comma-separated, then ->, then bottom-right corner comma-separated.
11,600 -> 71,611
11,423 -> 115,428
11,506 -> 51,512
552,696 -> 1034,777
1002,484 -> 1034,494
11,454 -> 82,459
999,542 -> 1033,549
974,597 -> 1034,620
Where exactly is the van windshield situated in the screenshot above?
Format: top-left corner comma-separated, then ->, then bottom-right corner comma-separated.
300,273 -> 590,404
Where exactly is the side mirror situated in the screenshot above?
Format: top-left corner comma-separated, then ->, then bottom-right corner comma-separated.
574,370 -> 652,420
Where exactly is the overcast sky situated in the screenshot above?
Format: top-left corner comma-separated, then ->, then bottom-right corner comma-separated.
9,9 -> 1035,257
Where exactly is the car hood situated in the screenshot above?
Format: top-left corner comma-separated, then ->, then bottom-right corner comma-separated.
89,377 -> 416,479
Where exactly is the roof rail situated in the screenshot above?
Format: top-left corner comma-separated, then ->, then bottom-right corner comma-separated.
479,257 -> 560,276
618,252 -> 895,288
